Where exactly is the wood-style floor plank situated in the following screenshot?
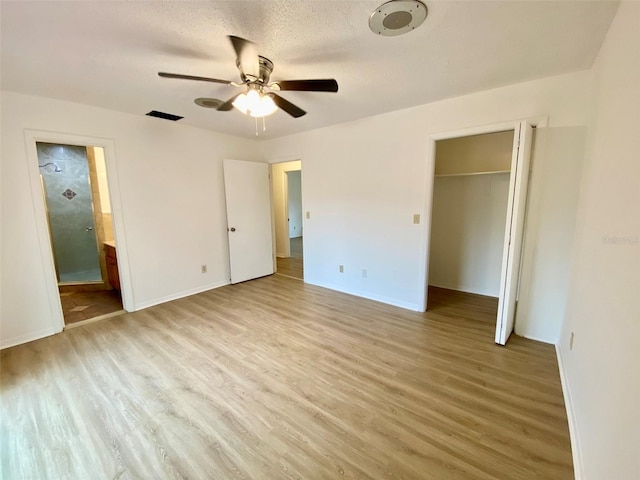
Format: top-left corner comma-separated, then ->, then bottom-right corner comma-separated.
0,277 -> 573,479
277,237 -> 303,279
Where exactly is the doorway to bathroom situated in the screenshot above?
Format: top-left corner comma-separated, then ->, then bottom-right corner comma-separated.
36,142 -> 123,325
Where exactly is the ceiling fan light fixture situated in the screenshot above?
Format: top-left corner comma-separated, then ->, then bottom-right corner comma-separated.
369,0 -> 428,36
233,89 -> 278,118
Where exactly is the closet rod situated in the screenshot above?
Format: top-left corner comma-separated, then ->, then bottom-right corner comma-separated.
434,169 -> 510,178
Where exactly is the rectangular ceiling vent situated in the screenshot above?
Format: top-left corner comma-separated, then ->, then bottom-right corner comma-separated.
146,110 -> 183,121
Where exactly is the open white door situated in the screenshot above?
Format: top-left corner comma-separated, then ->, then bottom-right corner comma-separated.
223,159 -> 274,284
495,121 -> 534,344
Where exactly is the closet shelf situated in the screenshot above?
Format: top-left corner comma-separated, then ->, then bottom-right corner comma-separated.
434,169 -> 510,178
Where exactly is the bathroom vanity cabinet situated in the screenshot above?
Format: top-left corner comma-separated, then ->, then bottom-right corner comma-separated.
104,241 -> 120,291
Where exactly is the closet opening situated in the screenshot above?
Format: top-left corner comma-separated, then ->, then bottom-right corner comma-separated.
427,130 -> 513,327
424,120 -> 536,345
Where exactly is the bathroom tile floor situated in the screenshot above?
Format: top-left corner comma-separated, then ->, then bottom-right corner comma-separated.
59,286 -> 123,324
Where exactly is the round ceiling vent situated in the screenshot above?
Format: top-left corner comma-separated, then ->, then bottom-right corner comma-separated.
194,97 -> 223,109
369,0 -> 428,37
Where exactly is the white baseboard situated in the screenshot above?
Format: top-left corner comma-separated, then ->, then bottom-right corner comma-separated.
0,326 -> 61,350
521,332 -> 555,345
555,344 -> 583,480
134,280 -> 231,311
306,280 -> 422,311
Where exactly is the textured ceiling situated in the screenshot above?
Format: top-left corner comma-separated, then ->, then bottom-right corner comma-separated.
1,1 -> 618,139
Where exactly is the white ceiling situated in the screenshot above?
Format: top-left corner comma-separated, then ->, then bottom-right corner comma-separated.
1,1 -> 618,139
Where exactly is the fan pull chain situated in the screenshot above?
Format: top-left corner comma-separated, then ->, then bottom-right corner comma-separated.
253,117 -> 268,136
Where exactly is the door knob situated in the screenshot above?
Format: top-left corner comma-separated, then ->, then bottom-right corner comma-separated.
229,227 -> 236,232
86,227 -> 93,231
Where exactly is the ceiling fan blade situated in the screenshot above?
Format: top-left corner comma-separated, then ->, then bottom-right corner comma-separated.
158,72 -> 232,85
228,35 -> 259,80
217,94 -> 241,111
268,93 -> 306,118
275,79 -> 339,93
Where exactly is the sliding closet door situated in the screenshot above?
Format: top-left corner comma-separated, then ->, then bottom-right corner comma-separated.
495,121 -> 534,345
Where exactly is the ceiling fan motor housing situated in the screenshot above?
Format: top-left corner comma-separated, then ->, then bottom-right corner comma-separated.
237,56 -> 274,84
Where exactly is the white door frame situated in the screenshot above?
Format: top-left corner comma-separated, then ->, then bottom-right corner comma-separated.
285,170 -> 303,241
268,157 -> 303,262
420,117 -> 547,318
24,130 -> 134,332
282,171 -> 291,257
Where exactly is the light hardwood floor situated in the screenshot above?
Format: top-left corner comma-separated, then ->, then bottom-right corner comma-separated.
276,236 -> 303,280
0,277 -> 573,479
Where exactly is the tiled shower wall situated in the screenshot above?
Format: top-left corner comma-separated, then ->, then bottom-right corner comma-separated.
37,143 -> 102,282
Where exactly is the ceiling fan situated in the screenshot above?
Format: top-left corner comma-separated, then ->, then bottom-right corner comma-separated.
158,36 -> 339,119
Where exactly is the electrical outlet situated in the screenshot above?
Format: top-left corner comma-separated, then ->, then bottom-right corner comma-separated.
306,211 -> 311,219
201,264 -> 207,274
413,214 -> 421,224
339,265 -> 344,273
362,269 -> 367,278
569,332 -> 575,350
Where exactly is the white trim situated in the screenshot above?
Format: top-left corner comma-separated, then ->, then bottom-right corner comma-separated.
266,154 -> 303,164
23,136 -> 66,334
556,344 -> 584,480
419,133 -> 437,311
520,333 -> 556,345
269,164 -> 278,273
427,116 -> 548,142
306,280 -> 422,312
282,170 -> 291,257
0,327 -> 60,350
133,280 -> 230,311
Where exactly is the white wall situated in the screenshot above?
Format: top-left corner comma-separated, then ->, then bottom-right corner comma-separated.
429,173 -> 510,297
94,147 -> 111,214
287,170 -> 303,238
0,91 -> 258,348
262,71 -> 591,315
557,3 -> 640,479
515,126 -> 586,343
271,160 -> 301,257
1,70 -> 593,347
